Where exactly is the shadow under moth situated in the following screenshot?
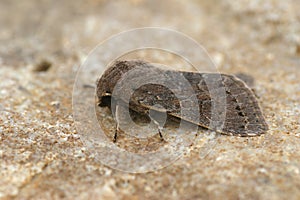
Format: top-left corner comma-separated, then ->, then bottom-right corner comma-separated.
96,60 -> 268,142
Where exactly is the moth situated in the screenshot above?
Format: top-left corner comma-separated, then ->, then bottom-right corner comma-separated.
96,60 -> 268,142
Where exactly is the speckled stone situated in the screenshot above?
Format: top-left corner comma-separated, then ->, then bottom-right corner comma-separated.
0,0 -> 300,199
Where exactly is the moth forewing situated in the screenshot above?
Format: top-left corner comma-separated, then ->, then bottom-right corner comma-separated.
96,60 -> 268,141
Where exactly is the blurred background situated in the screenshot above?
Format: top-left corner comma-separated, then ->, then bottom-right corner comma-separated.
1,0 -> 299,67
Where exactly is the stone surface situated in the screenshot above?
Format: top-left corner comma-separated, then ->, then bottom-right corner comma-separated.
0,0 -> 300,199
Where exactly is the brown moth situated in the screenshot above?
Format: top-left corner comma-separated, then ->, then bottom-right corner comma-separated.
96,60 -> 268,141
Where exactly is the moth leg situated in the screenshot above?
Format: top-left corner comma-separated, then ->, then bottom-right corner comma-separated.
113,124 -> 119,143
158,127 -> 164,141
112,103 -> 121,143
152,119 -> 165,141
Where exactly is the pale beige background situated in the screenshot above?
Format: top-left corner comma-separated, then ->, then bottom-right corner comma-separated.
0,0 -> 300,199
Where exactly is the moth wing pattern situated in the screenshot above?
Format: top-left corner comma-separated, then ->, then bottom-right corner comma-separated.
127,71 -> 268,136
97,60 -> 268,136
209,74 -> 268,136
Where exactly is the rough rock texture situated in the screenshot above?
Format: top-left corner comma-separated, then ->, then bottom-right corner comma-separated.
1,0 -> 300,199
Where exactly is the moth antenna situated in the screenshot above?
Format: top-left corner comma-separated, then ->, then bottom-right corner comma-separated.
82,84 -> 95,89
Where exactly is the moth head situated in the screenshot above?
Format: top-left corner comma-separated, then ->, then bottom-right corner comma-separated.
96,60 -> 147,106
